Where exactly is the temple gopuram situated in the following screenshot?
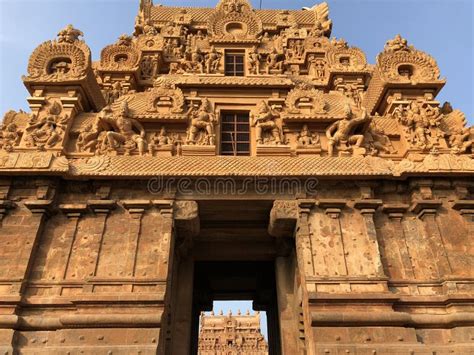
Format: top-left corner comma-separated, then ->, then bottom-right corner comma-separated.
0,0 -> 473,354
198,311 -> 268,354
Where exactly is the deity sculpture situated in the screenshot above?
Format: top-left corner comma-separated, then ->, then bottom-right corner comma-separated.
252,101 -> 283,145
326,104 -> 371,156
57,24 -> 83,43
205,46 -> 222,74
363,124 -> 396,156
247,46 -> 261,75
97,102 -> 147,155
186,99 -> 216,145
266,48 -> 285,74
400,101 -> 432,150
0,123 -> 20,152
143,20 -> 158,36
24,102 -> 68,149
297,124 -> 320,148
308,56 -> 326,79
151,126 -> 171,146
449,127 -> 473,154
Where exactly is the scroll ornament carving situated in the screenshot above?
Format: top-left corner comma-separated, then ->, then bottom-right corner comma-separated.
99,34 -> 140,71
186,98 -> 217,146
76,101 -> 147,156
252,100 -> 284,145
146,77 -> 185,114
208,0 -> 263,40
24,25 -> 90,82
326,104 -> 371,156
23,101 -> 69,150
285,83 -> 328,115
378,35 -> 441,82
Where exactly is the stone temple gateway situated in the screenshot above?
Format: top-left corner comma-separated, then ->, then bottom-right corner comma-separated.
0,0 -> 473,353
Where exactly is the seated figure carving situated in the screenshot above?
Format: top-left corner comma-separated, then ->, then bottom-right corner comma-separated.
297,124 -> 320,148
326,104 -> 370,156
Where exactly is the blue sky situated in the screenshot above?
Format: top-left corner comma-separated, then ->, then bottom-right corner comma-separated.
0,0 -> 471,340
0,0 -> 472,124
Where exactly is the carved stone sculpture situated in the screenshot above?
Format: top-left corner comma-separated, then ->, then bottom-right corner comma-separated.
24,102 -> 68,149
97,102 -> 147,155
57,24 -> 84,44
297,124 -> 321,148
0,123 -> 20,152
364,124 -> 396,156
205,46 -> 222,74
449,127 -> 474,154
186,98 -> 216,146
326,104 -> 370,156
252,100 -> 283,145
384,34 -> 411,53
266,48 -> 285,74
247,46 -> 261,75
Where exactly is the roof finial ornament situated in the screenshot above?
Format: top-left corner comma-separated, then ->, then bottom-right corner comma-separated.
57,24 -> 84,44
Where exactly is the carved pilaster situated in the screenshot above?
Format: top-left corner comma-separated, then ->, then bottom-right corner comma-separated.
452,200 -> 474,236
381,204 -> 415,279
296,200 -> 316,277
354,199 -> 385,277
410,200 -> 452,277
57,204 -> 88,282
86,200 -> 116,280
317,199 -> 346,219
268,200 -> 298,238
122,200 -> 151,278
0,200 -> 15,224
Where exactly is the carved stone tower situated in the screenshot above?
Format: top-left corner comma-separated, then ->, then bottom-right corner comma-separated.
0,0 -> 473,354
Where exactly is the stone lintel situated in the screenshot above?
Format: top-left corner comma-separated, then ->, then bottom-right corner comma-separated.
174,200 -> 200,238
24,199 -> 53,215
87,199 -> 117,214
409,200 -> 442,217
58,203 -> 89,218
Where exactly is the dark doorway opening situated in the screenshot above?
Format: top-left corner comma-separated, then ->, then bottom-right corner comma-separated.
190,261 -> 281,355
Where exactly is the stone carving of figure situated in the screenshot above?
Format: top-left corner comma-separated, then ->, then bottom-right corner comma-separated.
310,20 -> 324,37
106,81 -> 127,104
252,101 -> 283,145
449,127 -> 473,154
402,101 -> 430,149
364,124 -> 396,155
326,104 -> 370,156
57,24 -> 83,43
24,102 -> 67,149
308,56 -> 326,79
205,46 -> 221,74
76,123 -> 100,153
297,124 -> 320,148
140,55 -> 154,79
98,102 -> 147,155
247,46 -> 261,75
0,123 -> 20,152
190,48 -> 205,73
384,34 -> 410,52
186,98 -> 216,145
266,48 -> 285,74
143,20 -> 158,36
151,126 -> 170,146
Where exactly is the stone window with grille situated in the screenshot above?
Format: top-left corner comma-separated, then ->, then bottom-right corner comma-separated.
225,51 -> 245,76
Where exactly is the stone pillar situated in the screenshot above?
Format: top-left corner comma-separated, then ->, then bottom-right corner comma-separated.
169,201 -> 199,355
